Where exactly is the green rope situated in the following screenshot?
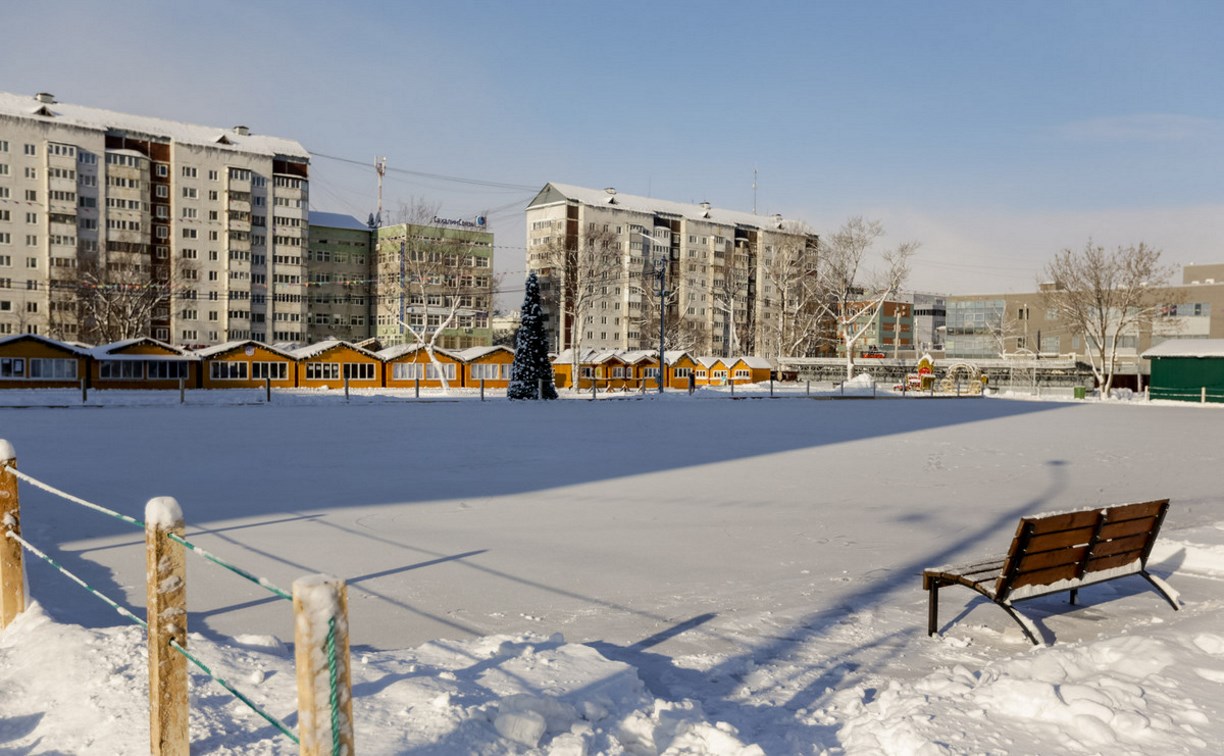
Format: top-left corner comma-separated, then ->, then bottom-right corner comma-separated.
168,638 -> 300,746
4,530 -> 147,629
166,533 -> 293,602
326,617 -> 341,756
4,466 -> 144,529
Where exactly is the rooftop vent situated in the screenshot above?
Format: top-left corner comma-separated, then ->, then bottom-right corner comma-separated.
34,92 -> 55,104
604,187 -> 616,195
233,125 -> 250,136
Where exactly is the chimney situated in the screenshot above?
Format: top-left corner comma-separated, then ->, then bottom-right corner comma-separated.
233,125 -> 250,136
34,92 -> 56,104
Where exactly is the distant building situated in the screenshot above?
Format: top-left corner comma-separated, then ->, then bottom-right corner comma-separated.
944,263 -> 1224,386
306,212 -> 374,343
525,183 -> 819,360
373,221 -> 495,350
0,90 -> 310,345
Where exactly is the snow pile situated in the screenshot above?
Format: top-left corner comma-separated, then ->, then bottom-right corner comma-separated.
0,606 -> 760,754
836,633 -> 1213,754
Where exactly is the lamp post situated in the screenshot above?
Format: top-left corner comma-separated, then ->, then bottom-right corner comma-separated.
642,230 -> 667,393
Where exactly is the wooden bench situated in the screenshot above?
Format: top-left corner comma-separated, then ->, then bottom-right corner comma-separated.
923,499 -> 1178,645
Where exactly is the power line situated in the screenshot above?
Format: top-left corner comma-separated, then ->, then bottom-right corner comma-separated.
308,151 -> 538,192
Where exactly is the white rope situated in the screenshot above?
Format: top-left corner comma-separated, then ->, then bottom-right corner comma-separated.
1,465 -> 143,528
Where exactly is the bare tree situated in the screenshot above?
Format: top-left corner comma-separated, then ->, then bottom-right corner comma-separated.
814,217 -> 919,379
378,202 -> 495,391
534,226 -> 624,389
1041,240 -> 1175,396
71,249 -> 192,344
759,227 -> 822,361
711,264 -> 751,357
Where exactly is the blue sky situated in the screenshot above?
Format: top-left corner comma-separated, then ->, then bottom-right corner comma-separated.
4,1 -> 1222,298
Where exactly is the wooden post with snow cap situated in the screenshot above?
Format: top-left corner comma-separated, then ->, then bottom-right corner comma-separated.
145,496 -> 188,756
294,574 -> 354,756
0,440 -> 24,629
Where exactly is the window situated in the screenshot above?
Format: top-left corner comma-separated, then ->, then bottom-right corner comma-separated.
470,363 -> 504,380
393,362 -> 423,380
147,361 -> 189,380
181,166 -> 197,178
182,187 -> 198,199
305,362 -> 340,380
99,361 -> 143,380
23,144 -> 36,156
343,363 -> 375,381
251,362 -> 287,380
426,363 -> 456,380
0,358 -> 25,379
29,358 -> 77,380
210,361 -> 248,380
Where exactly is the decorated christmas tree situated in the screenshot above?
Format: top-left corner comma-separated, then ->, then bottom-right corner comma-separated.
507,272 -> 558,400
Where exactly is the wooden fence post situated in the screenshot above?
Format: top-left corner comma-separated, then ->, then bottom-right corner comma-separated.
0,440 -> 24,629
294,575 -> 355,756
145,496 -> 188,756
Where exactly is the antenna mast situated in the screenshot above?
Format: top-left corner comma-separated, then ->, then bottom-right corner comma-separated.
753,165 -> 758,215
375,156 -> 387,223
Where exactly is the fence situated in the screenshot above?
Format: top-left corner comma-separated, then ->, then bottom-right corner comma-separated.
1148,386 -> 1224,404
0,440 -> 354,755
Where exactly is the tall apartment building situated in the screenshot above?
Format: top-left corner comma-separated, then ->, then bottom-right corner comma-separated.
525,183 -> 819,359
0,91 -> 310,345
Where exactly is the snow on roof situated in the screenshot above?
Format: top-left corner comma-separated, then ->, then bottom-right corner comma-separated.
191,340 -> 297,360
1142,339 -> 1224,359
376,344 -> 459,361
91,337 -> 198,360
452,345 -> 514,362
0,91 -> 309,159
695,356 -> 726,368
290,340 -> 379,360
309,211 -> 370,232
0,333 -> 91,355
738,356 -> 773,370
536,183 -> 808,231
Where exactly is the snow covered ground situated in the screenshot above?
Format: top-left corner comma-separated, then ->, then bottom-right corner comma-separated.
0,389 -> 1222,753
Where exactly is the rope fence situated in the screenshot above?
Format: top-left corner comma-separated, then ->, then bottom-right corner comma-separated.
0,442 -> 354,755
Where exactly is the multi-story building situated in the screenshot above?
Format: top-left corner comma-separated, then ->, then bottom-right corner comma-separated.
0,91 -> 310,345
945,263 -> 1224,384
525,183 -> 819,359
305,212 -> 375,343
373,220 -> 495,350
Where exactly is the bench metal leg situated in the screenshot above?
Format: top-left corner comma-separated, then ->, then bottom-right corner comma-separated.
998,602 -> 1043,646
928,583 -> 939,636
1068,588 -> 1078,605
1141,571 -> 1180,610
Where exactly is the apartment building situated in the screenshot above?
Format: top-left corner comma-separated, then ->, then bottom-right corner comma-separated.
305,212 -> 375,343
0,91 -> 310,345
525,183 -> 819,360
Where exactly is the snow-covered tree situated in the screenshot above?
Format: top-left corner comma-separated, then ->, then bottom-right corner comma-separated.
813,217 -> 918,379
508,272 -> 558,400
1041,240 -> 1175,396
378,202 -> 495,392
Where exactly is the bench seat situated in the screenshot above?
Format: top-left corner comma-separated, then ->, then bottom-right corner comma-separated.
923,499 -> 1178,645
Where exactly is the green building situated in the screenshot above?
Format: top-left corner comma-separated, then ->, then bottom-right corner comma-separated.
1142,339 -> 1224,403
374,220 -> 494,350
306,212 -> 375,343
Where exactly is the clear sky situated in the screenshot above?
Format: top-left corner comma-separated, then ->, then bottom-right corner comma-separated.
4,0 -> 1223,301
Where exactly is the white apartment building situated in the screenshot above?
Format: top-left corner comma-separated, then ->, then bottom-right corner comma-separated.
526,183 -> 819,359
0,91 -> 310,345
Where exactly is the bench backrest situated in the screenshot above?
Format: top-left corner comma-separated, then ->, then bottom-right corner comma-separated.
995,499 -> 1169,600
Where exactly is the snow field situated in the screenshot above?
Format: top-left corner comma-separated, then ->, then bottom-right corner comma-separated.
0,394 -> 1222,753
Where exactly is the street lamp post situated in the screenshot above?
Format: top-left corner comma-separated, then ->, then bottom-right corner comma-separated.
642,231 -> 667,393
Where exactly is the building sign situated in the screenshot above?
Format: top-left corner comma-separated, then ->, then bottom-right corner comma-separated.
432,216 -> 487,229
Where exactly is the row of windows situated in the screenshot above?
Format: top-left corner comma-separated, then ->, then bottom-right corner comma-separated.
0,357 -> 79,380
209,360 -> 289,380
98,360 -> 190,380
